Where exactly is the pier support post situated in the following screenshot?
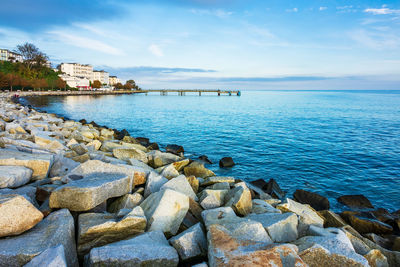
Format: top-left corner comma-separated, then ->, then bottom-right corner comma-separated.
199,92 -> 201,96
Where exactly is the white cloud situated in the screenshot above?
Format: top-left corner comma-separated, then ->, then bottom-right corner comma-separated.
48,31 -> 122,55
364,7 -> 400,15
190,8 -> 233,18
286,8 -> 298,13
148,44 -> 163,57
319,7 -> 327,11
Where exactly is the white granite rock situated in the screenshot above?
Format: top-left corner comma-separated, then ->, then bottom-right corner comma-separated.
0,165 -> 32,188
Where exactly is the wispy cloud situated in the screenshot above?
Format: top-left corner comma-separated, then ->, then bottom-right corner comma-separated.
190,8 -> 233,18
350,29 -> 400,50
364,7 -> 400,15
48,31 -> 122,55
319,7 -> 327,11
148,44 -> 164,57
336,5 -> 357,13
286,8 -> 298,13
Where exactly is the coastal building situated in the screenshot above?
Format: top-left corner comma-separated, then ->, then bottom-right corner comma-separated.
59,74 -> 90,90
59,63 -> 93,80
109,76 -> 120,86
0,49 -> 23,62
92,70 -> 109,85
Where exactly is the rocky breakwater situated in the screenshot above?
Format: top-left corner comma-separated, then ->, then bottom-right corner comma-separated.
0,95 -> 399,267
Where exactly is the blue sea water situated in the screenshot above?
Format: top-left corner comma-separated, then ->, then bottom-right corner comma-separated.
25,90 -> 400,212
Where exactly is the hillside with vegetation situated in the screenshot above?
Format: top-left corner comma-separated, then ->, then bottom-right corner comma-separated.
0,43 -> 66,91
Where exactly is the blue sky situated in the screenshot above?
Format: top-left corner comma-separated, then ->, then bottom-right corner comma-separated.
1,0 -> 399,90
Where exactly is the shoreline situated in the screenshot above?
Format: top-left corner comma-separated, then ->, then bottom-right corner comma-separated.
0,93 -> 399,266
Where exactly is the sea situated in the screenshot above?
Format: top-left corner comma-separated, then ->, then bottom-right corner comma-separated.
23,90 -> 400,212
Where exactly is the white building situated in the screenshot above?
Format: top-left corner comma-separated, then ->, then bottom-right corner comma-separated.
59,63 -> 93,80
109,76 -> 120,86
59,74 -> 90,90
92,70 -> 109,85
0,49 -> 23,62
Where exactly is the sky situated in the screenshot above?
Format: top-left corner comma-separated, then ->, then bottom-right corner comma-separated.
1,0 -> 399,90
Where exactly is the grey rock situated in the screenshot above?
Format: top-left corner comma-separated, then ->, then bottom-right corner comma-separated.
199,189 -> 228,210
50,172 -> 133,211
107,193 -> 144,213
77,207 -> 147,257
0,209 -> 78,267
0,149 -> 53,180
23,245 -> 67,267
160,175 -> 198,201
169,223 -> 207,261
0,165 -> 32,188
49,154 -> 79,178
140,189 -> 189,236
85,231 -> 179,267
147,150 -> 181,168
247,212 -> 298,242
144,171 -> 168,197
294,226 -> 369,266
251,199 -> 282,214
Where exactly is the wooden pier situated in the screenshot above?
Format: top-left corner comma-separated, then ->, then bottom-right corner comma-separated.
140,89 -> 241,96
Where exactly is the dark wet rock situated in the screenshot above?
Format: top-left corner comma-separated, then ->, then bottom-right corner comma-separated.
136,137 -> 150,147
371,208 -> 397,225
318,210 -> 347,228
364,233 -> 393,250
147,142 -> 159,150
337,194 -> 374,209
293,189 -> 330,211
89,121 -> 99,127
198,155 -> 212,164
116,129 -> 130,140
341,211 -> 393,234
166,144 -> 184,156
219,157 -> 235,168
250,178 -> 285,199
79,119 -> 87,124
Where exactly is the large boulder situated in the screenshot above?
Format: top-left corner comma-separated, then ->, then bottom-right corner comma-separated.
64,160 -> 141,187
293,189 -> 330,211
49,172 -> 133,211
165,144 -> 184,156
224,182 -> 252,216
277,198 -> 324,236
0,209 -> 78,267
0,194 -> 43,237
199,189 -> 228,210
0,149 -> 53,180
77,207 -> 147,257
147,150 -> 181,168
160,175 -> 198,201
337,194 -> 374,209
219,157 -> 235,168
295,226 -> 369,266
169,223 -> 207,262
0,165 -> 32,188
248,212 -> 298,242
113,147 -> 148,163
140,189 -> 189,236
340,211 -> 393,234
203,208 -> 303,267
250,178 -> 285,199
318,210 -> 347,228
33,132 -> 65,152
23,245 -> 67,267
144,171 -> 168,197
85,231 -> 179,267
183,161 -> 215,178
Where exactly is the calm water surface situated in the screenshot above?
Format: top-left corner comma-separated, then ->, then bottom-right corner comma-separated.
24,90 -> 400,211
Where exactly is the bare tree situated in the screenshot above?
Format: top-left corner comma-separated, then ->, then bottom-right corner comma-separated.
15,43 -> 49,71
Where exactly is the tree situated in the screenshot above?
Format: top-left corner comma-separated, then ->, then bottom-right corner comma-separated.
115,82 -> 124,89
4,73 -> 19,91
123,82 -> 133,90
19,78 -> 30,91
92,80 -> 102,89
126,79 -> 136,86
56,78 -> 66,90
15,43 -> 49,71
